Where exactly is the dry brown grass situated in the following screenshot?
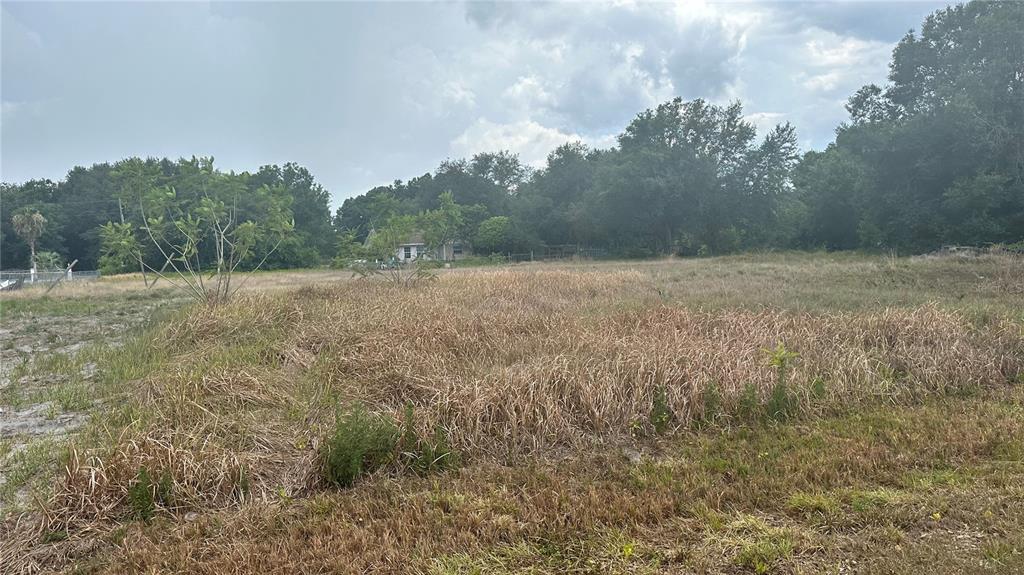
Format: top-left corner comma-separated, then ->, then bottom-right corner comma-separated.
10,394 -> 1024,574
26,269 -> 1023,526
2,255 -> 1023,573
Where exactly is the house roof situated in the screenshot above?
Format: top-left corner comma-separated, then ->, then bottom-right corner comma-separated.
400,232 -> 426,246
363,228 -> 427,247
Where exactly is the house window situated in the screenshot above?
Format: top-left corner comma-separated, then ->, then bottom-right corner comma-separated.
453,242 -> 463,256
403,246 -> 412,259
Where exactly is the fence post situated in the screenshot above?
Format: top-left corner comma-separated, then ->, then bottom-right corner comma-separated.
30,266 -> 36,284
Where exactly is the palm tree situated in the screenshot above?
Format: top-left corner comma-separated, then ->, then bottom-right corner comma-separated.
11,210 -> 47,271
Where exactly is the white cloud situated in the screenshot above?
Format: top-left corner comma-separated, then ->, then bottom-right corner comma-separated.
801,71 -> 844,93
502,75 -> 557,110
744,111 -> 787,135
806,34 -> 890,68
442,81 -> 477,108
451,118 -> 612,167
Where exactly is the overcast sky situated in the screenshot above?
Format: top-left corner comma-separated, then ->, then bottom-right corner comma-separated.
2,0 -> 949,206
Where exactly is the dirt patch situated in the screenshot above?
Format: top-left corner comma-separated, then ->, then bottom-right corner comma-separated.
0,295 -> 182,512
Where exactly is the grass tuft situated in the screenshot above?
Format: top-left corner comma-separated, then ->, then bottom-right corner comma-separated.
321,405 -> 400,488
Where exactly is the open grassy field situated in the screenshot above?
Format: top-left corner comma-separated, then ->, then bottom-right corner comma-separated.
1,251 -> 1022,574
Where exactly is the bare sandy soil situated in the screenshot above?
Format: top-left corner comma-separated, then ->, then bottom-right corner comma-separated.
0,289 -> 181,509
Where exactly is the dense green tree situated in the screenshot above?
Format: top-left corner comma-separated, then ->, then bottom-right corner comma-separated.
515,142 -> 599,247
796,0 -> 1024,252
595,98 -> 796,255
334,187 -> 402,242
470,151 -> 529,193
420,191 -> 464,260
792,148 -> 866,250
473,216 -> 515,255
250,163 -> 333,264
60,163 -> 121,269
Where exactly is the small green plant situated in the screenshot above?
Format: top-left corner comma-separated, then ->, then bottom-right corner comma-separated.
128,467 -> 156,521
982,539 -> 1021,567
41,530 -> 68,544
156,469 -> 174,506
730,516 -> 795,574
849,488 -> 899,513
697,382 -> 723,428
321,405 -> 399,488
764,343 -> 799,421
692,380 -> 724,425
766,380 -> 797,422
649,385 -> 673,434
400,402 -> 419,453
810,377 -> 827,399
400,403 -> 459,474
737,383 -> 761,422
415,425 -> 459,474
735,536 -> 794,574
764,342 -> 799,380
237,465 -> 251,500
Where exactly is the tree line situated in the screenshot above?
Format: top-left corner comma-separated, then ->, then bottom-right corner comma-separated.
1,158 -> 332,272
2,1 -> 1021,272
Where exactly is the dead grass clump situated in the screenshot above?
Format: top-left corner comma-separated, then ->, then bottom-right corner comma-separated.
308,290 -> 1021,454
50,432 -> 254,529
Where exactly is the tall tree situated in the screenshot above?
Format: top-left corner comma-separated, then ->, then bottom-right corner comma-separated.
11,210 -> 47,270
251,163 -> 334,264
420,191 -> 464,260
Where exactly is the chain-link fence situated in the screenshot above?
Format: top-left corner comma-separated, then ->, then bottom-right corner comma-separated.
0,269 -> 101,286
503,247 -> 609,264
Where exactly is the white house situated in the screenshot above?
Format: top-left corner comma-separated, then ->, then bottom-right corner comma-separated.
365,229 -> 469,263
396,232 -> 429,262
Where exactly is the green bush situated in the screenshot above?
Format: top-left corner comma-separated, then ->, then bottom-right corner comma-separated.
811,377 -> 827,399
321,406 -> 400,488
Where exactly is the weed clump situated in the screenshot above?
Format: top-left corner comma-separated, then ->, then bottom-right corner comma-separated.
697,382 -> 723,429
810,377 -> 827,399
321,404 -> 459,488
728,516 -> 796,574
764,343 -> 799,422
127,467 -> 155,521
126,466 -> 174,522
737,383 -> 761,423
321,406 -> 400,488
649,385 -> 673,434
785,491 -> 839,516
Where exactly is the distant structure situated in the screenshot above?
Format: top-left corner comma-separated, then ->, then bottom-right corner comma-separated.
364,229 -> 470,264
